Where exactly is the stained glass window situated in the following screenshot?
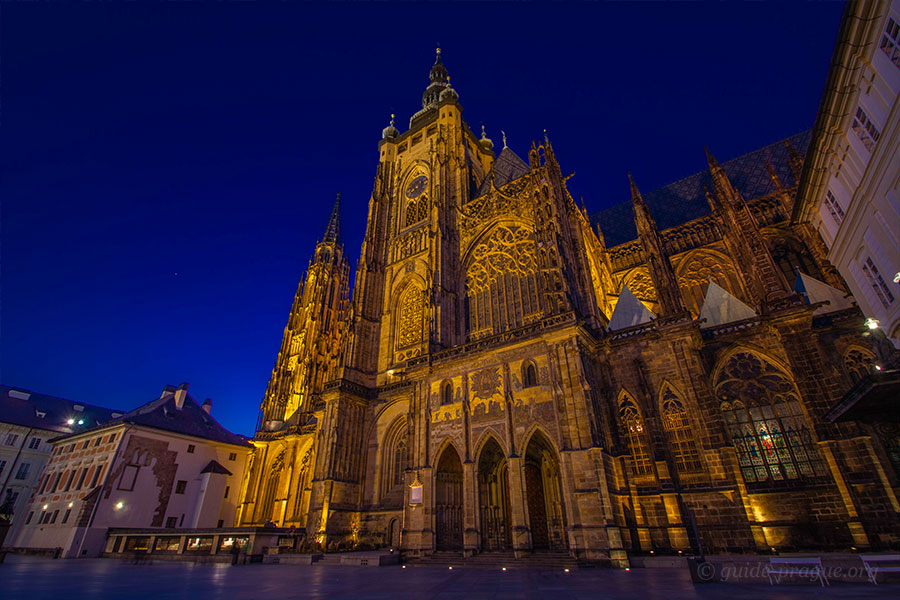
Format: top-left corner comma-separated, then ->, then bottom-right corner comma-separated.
716,351 -> 827,484
397,287 -> 425,348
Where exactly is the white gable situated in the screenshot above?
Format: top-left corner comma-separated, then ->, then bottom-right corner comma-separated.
698,281 -> 756,329
608,285 -> 655,331
794,272 -> 853,314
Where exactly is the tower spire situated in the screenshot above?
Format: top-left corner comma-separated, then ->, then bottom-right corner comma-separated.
422,46 -> 451,108
322,193 -> 341,244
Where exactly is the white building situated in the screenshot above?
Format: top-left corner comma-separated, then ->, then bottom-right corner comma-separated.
13,383 -> 252,557
797,0 -> 900,346
0,385 -> 122,546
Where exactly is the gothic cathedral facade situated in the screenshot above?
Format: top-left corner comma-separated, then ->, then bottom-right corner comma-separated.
235,51 -> 900,564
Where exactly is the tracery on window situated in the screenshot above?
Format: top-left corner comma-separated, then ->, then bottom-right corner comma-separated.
676,250 -> 746,318
397,286 -> 425,348
618,392 -> 654,477
405,194 -> 429,227
843,347 -> 875,384
465,224 -> 544,339
660,386 -> 703,473
716,351 -> 827,484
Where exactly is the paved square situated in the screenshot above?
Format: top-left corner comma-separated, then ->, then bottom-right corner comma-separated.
1,555 -> 899,599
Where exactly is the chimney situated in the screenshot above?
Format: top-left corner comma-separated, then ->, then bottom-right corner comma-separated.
201,398 -> 212,414
160,384 -> 177,400
174,382 -> 189,410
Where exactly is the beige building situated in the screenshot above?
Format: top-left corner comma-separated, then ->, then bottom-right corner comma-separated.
0,385 -> 122,546
798,0 -> 900,346
13,383 -> 252,557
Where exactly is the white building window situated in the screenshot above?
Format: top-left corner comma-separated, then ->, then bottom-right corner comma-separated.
5,434 -> 18,446
881,17 -> 900,69
28,437 -> 41,450
851,106 -> 881,151
15,462 -> 31,480
862,256 -> 895,307
824,189 -> 845,224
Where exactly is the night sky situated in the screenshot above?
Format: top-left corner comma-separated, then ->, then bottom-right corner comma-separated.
1,2 -> 844,436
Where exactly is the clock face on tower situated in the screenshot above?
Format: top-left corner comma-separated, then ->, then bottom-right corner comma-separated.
405,175 -> 428,198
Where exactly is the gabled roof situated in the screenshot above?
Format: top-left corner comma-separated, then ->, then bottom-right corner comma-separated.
591,131 -> 811,247
200,460 -> 233,476
0,385 -> 124,434
88,387 -> 251,448
474,146 -> 530,198
794,272 -> 854,314
698,281 -> 757,329
608,285 -> 655,331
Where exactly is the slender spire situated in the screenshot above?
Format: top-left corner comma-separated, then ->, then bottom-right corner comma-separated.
628,173 -> 687,317
783,139 -> 804,183
322,193 -> 341,244
501,130 -> 507,148
765,160 -> 783,190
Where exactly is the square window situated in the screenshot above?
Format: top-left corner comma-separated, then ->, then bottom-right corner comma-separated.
228,453 -> 237,461
165,516 -> 177,529
5,433 -> 18,446
14,462 -> 31,480
187,444 -> 195,454
28,437 -> 41,450
175,480 -> 187,494
224,486 -> 229,499
62,509 -> 71,524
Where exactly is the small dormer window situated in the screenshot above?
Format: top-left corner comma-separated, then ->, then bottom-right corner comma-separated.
187,444 -> 195,454
73,405 -> 84,412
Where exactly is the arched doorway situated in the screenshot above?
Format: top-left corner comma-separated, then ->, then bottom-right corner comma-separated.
435,445 -> 463,551
477,437 -> 511,551
524,431 -> 567,550
388,518 -> 400,549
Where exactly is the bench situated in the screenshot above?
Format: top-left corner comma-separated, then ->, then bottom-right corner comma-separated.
765,557 -> 828,586
860,554 -> 900,584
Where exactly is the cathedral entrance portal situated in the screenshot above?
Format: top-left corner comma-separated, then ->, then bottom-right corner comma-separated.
477,438 -> 511,551
435,446 -> 463,551
524,432 -> 567,550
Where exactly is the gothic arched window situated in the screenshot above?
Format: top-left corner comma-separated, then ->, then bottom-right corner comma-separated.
441,381 -> 454,405
397,286 -> 425,349
660,387 -> 703,474
716,351 -> 827,484
771,237 -> 821,284
843,347 -> 875,384
522,361 -> 538,388
618,392 -> 654,477
381,420 -> 408,497
676,250 -> 746,318
465,224 -> 544,340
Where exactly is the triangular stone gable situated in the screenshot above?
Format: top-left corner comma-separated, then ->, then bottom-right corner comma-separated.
794,272 -> 853,314
608,285 -> 655,331
698,281 -> 756,329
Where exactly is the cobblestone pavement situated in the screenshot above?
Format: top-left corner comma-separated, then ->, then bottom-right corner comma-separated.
1,555 -> 898,599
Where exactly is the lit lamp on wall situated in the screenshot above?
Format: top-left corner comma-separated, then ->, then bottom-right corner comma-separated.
409,472 -> 423,506
865,317 -> 880,330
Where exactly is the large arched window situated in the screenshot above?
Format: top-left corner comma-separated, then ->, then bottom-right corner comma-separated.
405,194 -> 428,227
618,392 -> 654,477
843,347 -> 875,384
770,236 -> 822,284
660,386 -> 703,474
716,351 -> 827,484
397,286 -> 425,349
465,224 -> 544,340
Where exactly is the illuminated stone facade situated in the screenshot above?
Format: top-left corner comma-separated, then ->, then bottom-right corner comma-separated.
237,50 -> 900,563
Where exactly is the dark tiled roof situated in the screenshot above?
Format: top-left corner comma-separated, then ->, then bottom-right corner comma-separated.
0,385 -> 124,434
108,389 -> 251,448
474,146 -> 530,198
591,131 -> 811,247
200,459 -> 233,476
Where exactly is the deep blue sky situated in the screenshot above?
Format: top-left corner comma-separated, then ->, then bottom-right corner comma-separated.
1,2 -> 844,436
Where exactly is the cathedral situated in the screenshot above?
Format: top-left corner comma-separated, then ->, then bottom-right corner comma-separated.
234,50 -> 900,564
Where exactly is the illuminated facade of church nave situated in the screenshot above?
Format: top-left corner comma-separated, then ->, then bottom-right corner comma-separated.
234,51 -> 900,564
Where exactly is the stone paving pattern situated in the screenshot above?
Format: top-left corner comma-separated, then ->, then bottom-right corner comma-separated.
1,555 -> 898,599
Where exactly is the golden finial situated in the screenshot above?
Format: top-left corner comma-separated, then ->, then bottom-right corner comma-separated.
390,113 -> 395,126
481,124 -> 486,138
436,46 -> 441,55
501,130 -> 507,148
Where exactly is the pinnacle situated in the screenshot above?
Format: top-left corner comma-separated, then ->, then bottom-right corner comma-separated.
704,146 -> 721,170
322,194 -> 341,244
627,173 -> 642,203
